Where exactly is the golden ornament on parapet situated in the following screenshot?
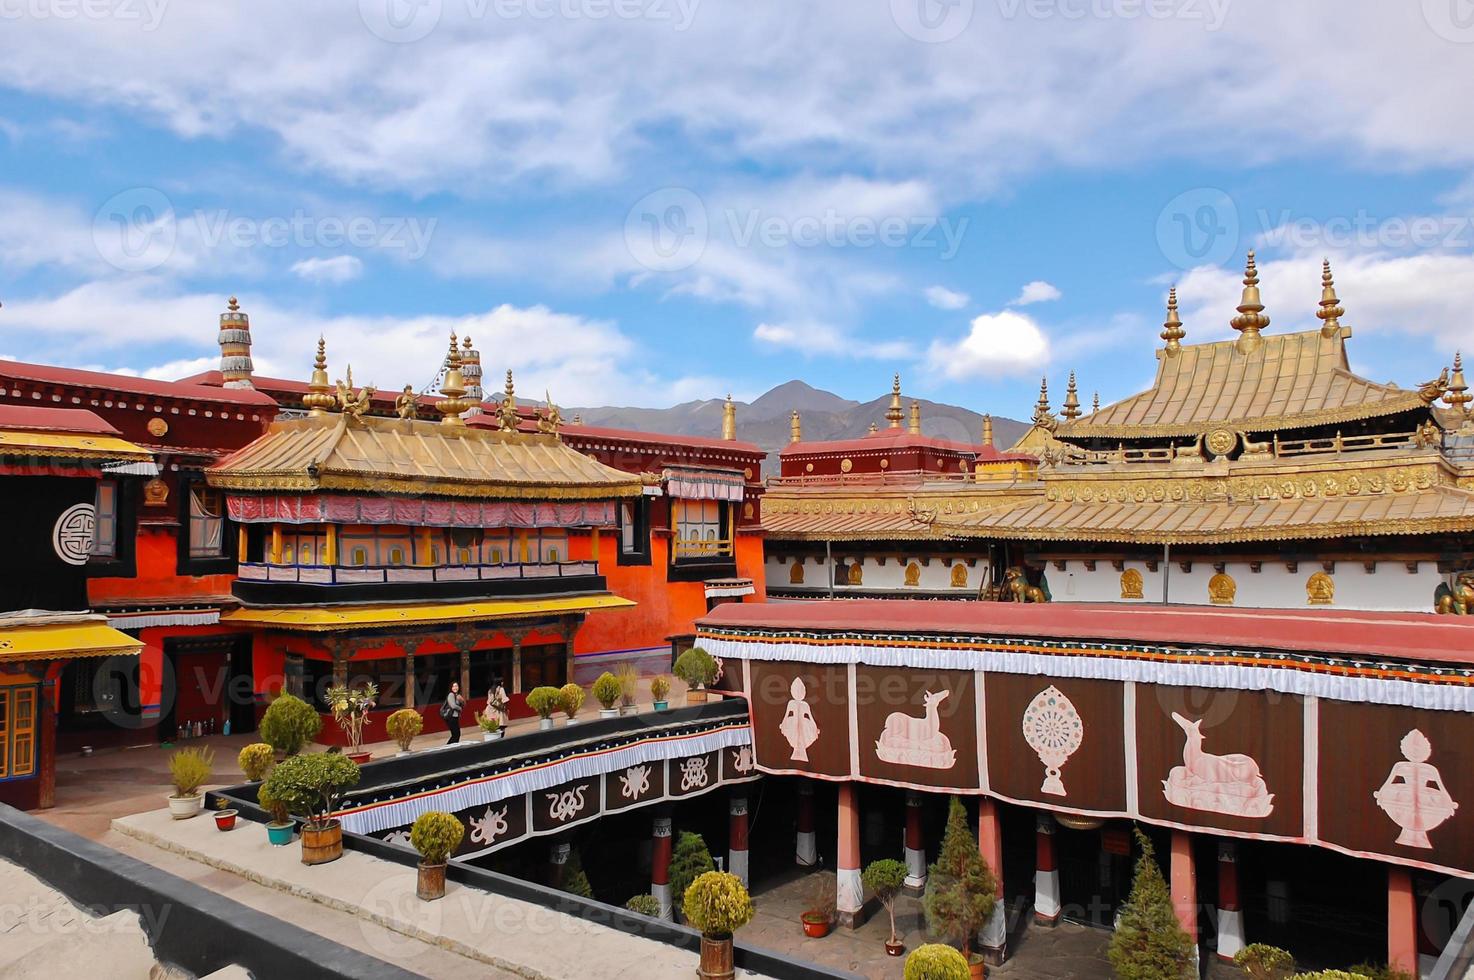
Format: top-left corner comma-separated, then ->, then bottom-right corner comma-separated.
950,564 -> 968,588
904,562 -> 921,587
1208,572 -> 1236,606
1306,571 -> 1335,606
147,417 -> 169,438
789,562 -> 804,585
1120,568 -> 1144,599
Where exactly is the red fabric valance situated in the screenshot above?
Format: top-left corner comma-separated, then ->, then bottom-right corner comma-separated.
227,493 -> 616,529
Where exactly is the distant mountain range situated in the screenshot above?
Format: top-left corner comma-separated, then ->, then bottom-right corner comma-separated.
569,380 -> 1030,472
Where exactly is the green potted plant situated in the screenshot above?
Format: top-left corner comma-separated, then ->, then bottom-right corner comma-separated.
167,747 -> 213,819
260,692 -> 322,757
592,672 -> 622,719
1108,829 -> 1195,980
865,858 -> 908,956
905,944 -> 972,980
386,707 -> 423,755
1235,944 -> 1296,980
257,785 -> 295,845
261,752 -> 361,865
475,709 -> 503,741
626,894 -> 662,916
410,810 -> 465,901
616,663 -> 639,715
650,675 -> 671,711
326,682 -> 378,763
559,682 -> 586,726
526,686 -> 561,730
238,742 -> 275,782
212,795 -> 238,832
683,871 -> 755,980
669,831 -> 716,918
801,872 -> 836,938
923,797 -> 998,978
673,648 -> 717,704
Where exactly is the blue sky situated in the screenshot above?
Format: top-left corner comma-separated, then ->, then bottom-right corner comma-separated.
2,1 -> 1473,421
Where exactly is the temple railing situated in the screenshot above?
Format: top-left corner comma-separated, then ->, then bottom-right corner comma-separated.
237,560 -> 598,585
1051,428 -> 1431,468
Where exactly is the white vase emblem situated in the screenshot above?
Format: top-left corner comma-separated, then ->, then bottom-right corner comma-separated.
469,805 -> 510,846
875,690 -> 957,769
1022,685 -> 1083,796
779,677 -> 820,762
1374,729 -> 1458,849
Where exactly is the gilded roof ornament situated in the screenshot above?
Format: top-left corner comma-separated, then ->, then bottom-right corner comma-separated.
1032,377 -> 1058,432
982,413 -> 994,448
435,332 -> 470,425
303,336 -> 336,416
722,394 -> 737,441
868,421 -> 879,434
538,390 -> 564,437
790,410 -> 802,444
1445,352 -> 1471,418
1418,368 -> 1450,406
1062,372 -> 1082,420
886,374 -> 904,428
395,384 -> 417,420
498,369 -> 520,432
335,366 -> 375,418
1092,392 -> 1100,415
1317,259 -> 1345,338
908,400 -> 922,435
1230,250 -> 1270,353
572,413 -> 583,425
1161,287 -> 1185,353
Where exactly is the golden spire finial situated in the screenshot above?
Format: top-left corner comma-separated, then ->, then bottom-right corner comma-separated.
790,410 -> 802,444
1317,258 -> 1345,338
908,399 -> 922,435
435,332 -> 469,425
1062,371 -> 1082,420
1229,250 -> 1270,353
722,394 -> 737,441
497,369 -> 519,432
1092,391 -> 1100,414
1161,286 -> 1185,353
1032,377 -> 1058,432
982,413 -> 994,448
1445,351 -> 1471,418
303,335 -> 336,416
227,296 -> 240,312
463,334 -> 473,350
885,373 -> 904,428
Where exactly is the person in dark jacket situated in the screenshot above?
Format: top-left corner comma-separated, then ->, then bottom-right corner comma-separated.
443,682 -> 465,744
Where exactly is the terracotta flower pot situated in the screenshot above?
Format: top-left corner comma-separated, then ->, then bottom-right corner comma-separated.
347,751 -> 373,765
885,940 -> 905,957
213,809 -> 238,831
417,861 -> 448,901
969,954 -> 988,978
697,933 -> 734,980
800,913 -> 831,938
300,819 -> 343,865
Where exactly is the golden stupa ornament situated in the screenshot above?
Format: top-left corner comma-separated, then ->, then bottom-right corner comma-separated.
722,394 -> 737,441
1032,377 -> 1057,432
1444,351 -> 1471,419
435,333 -> 470,425
1317,259 -> 1345,338
1092,392 -> 1100,415
1229,251 -> 1270,354
303,336 -> 336,416
1062,372 -> 1081,421
498,369 -> 520,432
1161,286 -> 1186,353
790,410 -> 802,444
886,374 -> 904,428
334,365 -> 375,418
868,421 -> 879,434
981,413 -> 994,448
908,400 -> 922,435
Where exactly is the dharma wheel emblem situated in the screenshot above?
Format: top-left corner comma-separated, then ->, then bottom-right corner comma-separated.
1203,427 -> 1239,460
1374,729 -> 1458,849
1022,685 -> 1083,797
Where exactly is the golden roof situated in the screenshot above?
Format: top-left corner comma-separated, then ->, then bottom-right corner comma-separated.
1059,328 -> 1426,440
208,413 -> 642,500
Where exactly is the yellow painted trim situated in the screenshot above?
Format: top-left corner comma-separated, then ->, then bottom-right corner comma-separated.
0,622 -> 143,662
270,524 -> 283,565
237,525 -> 248,559
325,524 -> 338,566
218,593 -> 636,632
0,430 -> 152,461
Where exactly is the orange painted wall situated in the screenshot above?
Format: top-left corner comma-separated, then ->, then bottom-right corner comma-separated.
88,527 -> 234,603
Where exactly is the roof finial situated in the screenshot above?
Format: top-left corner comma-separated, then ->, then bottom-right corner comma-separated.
303,336 -> 335,416
1317,258 -> 1345,338
537,389 -> 563,437
1092,391 -> 1100,414
886,373 -> 904,428
982,413 -> 994,448
722,394 -> 737,441
1161,286 -> 1185,354
227,296 -> 239,312
1446,351 -> 1471,418
497,369 -> 519,432
790,410 -> 802,444
908,399 -> 922,435
218,294 -> 254,389
868,421 -> 879,434
1032,377 -> 1057,431
435,332 -> 469,425
1062,371 -> 1081,420
1230,250 -> 1270,353
572,412 -> 583,425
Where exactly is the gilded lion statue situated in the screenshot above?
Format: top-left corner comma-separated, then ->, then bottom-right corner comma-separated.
1003,567 -> 1049,604
1435,573 -> 1474,615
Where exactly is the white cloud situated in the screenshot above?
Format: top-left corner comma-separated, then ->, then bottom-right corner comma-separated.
925,286 -> 969,310
754,321 -> 913,361
925,310 -> 1050,380
291,255 -> 363,284
1009,280 -> 1062,306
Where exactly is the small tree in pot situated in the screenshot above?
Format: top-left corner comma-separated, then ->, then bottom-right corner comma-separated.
865,858 -> 909,955
1108,828 -> 1195,980
475,709 -> 502,741
257,784 -> 295,845
616,663 -> 639,714
411,810 -> 465,901
592,672 -> 623,719
326,682 -> 377,762
237,742 -> 275,782
167,747 -> 213,819
683,871 -> 755,980
527,686 -> 561,730
259,692 -> 321,757
673,648 -> 718,704
559,682 -> 586,725
650,675 -> 672,711
923,797 -> 998,978
801,872 -> 837,937
385,708 -> 422,755
905,944 -> 971,980
669,831 -> 716,916
261,752 -> 360,865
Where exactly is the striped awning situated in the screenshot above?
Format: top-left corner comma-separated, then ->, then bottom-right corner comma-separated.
663,466 -> 745,503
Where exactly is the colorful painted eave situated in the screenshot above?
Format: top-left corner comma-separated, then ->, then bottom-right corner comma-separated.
219,593 -> 636,632
0,429 -> 154,463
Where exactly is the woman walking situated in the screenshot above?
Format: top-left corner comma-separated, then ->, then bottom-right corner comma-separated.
487,677 -> 510,729
443,681 -> 465,744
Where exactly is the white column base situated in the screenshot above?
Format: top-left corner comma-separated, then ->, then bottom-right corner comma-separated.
1034,868 -> 1061,922
837,866 -> 865,928
1216,908 -> 1244,960
979,902 -> 1007,951
796,831 -> 817,867
729,849 -> 750,887
904,846 -> 927,890
652,882 -> 673,920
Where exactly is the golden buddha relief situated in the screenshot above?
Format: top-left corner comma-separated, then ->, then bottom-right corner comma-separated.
950,563 -> 968,588
789,562 -> 804,585
1120,568 -> 1144,599
840,458 -> 853,473
848,562 -> 864,585
1306,571 -> 1335,606
1208,572 -> 1236,606
143,477 -> 169,508
904,562 -> 921,587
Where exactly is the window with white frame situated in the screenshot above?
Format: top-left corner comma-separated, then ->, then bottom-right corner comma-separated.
91,479 -> 118,558
188,486 -> 225,558
674,499 -> 729,559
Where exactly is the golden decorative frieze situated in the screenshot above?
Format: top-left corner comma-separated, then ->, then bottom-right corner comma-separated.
1042,463 -> 1443,507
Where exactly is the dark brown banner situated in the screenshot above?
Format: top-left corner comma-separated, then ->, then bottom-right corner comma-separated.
855,666 -> 979,790
984,673 -> 1126,813
749,660 -> 851,777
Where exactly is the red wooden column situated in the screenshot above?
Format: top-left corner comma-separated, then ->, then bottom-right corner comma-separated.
1035,813 -> 1060,925
728,794 -> 750,887
37,669 -> 60,810
1388,867 -> 1418,977
1170,830 -> 1199,970
1216,841 -> 1244,961
795,781 -> 817,867
837,783 -> 866,929
978,799 -> 1007,964
651,815 -> 674,919
903,791 -> 927,891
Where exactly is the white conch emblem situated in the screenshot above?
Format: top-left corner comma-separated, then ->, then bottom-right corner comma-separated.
1375,728 -> 1458,849
469,805 -> 510,846
620,764 -> 652,800
875,689 -> 957,769
679,756 -> 711,792
1022,685 -> 1083,796
53,503 -> 96,566
731,745 -> 755,774
779,677 -> 820,762
546,785 -> 589,823
1161,712 -> 1274,818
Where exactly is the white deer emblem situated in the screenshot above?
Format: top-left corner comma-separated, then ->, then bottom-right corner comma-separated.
469,805 -> 510,846
1161,712 -> 1274,818
875,689 -> 957,770
620,764 -> 652,800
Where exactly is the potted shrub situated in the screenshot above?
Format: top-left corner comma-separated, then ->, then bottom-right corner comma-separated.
1107,829 -> 1195,980
865,858 -> 908,956
411,810 -> 465,901
527,686 -> 561,730
261,752 -> 361,865
650,675 -> 672,712
260,692 -> 322,757
801,872 -> 836,938
683,870 -> 755,980
212,796 -> 238,832
326,682 -> 378,763
257,785 -> 295,845
673,648 -> 717,704
386,708 -> 423,755
616,663 -> 639,715
238,742 -> 275,782
1235,944 -> 1296,980
626,894 -> 662,916
592,672 -> 622,719
475,710 -> 503,741
669,831 -> 716,918
923,797 -> 998,978
905,944 -> 972,980
559,682 -> 586,726
167,747 -> 212,819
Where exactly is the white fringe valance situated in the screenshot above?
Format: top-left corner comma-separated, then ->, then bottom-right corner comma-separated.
107,610 -> 221,630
